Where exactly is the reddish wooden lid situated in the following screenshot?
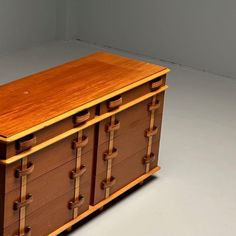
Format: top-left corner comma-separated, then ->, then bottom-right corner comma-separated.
0,52 -> 169,140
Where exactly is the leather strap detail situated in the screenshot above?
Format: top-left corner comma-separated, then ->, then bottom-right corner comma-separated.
72,135 -> 89,149
74,109 -> 90,126
70,165 -> 87,179
145,126 -> 158,137
150,78 -> 163,91
68,195 -> 85,210
101,177 -> 116,190
145,95 -> 158,173
14,194 -> 33,211
15,162 -> 34,178
104,115 -> 117,198
15,226 -> 31,236
105,120 -> 120,132
103,148 -> 118,161
148,101 -> 160,111
16,135 -> 36,153
107,95 -> 122,111
143,153 -> 155,164
71,130 -> 85,219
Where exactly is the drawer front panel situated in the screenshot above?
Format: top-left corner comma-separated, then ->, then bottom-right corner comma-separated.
5,126 -> 94,194
98,97 -> 152,144
92,144 -> 159,205
3,107 -> 96,159
98,92 -> 164,145
99,75 -> 166,115
4,184 -> 90,236
95,116 -> 159,175
95,92 -> 164,175
3,148 -> 93,227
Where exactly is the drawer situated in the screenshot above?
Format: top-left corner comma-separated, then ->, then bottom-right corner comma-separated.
91,144 -> 159,205
95,116 -> 160,176
1,106 -> 96,159
97,93 -> 164,145
2,149 -> 93,228
4,184 -> 90,236
3,125 -> 94,194
98,75 -> 166,115
95,93 -> 164,175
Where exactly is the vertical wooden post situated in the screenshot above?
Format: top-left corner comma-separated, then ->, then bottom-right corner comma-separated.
105,115 -> 116,198
19,157 -> 28,236
73,130 -> 83,219
145,96 -> 157,173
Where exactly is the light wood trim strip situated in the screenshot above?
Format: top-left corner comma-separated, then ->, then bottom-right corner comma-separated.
105,115 -> 116,198
48,166 -> 160,236
0,85 -> 168,165
72,130 -> 83,219
18,157 -> 28,236
0,69 -> 169,142
145,95 -> 157,173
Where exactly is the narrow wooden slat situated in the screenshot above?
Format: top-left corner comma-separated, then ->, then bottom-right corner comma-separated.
0,85 -> 168,165
145,95 -> 157,173
18,157 -> 28,236
73,130 -> 83,219
48,166 -> 160,236
105,115 -> 116,198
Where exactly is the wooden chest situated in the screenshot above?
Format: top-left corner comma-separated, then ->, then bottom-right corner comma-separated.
0,52 -> 169,236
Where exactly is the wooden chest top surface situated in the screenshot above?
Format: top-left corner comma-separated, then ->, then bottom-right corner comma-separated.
0,51 -> 169,140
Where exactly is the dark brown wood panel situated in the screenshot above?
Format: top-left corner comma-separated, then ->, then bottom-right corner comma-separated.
95,93 -> 164,175
95,117 -> 158,176
99,75 -> 166,115
0,52 -> 167,138
1,113 -> 95,160
92,144 -> 160,205
97,92 -> 164,145
4,184 -> 90,236
2,150 -> 93,228
4,128 -> 94,193
0,165 -> 5,234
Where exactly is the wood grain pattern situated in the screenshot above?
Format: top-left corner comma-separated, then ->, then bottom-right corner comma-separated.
3,153 -> 93,228
0,51 -> 169,140
92,143 -> 160,205
48,166 -> 160,236
97,93 -> 164,145
4,184 -> 91,236
0,85 -> 168,165
2,116 -> 95,160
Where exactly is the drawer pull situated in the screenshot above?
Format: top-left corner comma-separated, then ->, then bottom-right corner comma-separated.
16,134 -> 36,153
72,135 -> 89,149
13,194 -> 33,211
105,120 -> 121,132
15,162 -> 34,178
74,109 -> 90,126
148,101 -> 160,111
103,148 -> 118,161
145,126 -> 158,137
143,153 -> 155,164
107,95 -> 122,111
150,78 -> 163,90
14,226 -> 31,236
101,177 -> 116,190
70,165 -> 87,179
68,195 -> 85,209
